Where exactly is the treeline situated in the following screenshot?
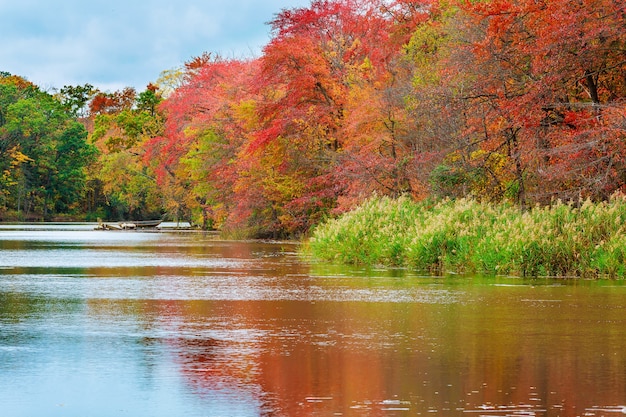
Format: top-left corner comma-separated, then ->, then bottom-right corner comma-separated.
0,74 -> 164,221
0,73 -> 96,220
1,0 -> 624,233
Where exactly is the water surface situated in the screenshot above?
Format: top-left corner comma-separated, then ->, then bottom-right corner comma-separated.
1,224 -> 625,416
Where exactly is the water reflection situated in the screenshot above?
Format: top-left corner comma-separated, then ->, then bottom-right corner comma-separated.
1,227 -> 626,416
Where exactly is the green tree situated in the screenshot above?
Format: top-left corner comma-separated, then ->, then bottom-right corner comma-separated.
58,84 -> 95,117
0,74 -> 96,219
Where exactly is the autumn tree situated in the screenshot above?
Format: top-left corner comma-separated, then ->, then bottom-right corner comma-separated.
88,85 -> 164,220
444,0 -> 626,204
246,0 -> 432,232
332,0 -> 450,209
149,0 -> 443,235
145,56 -> 259,229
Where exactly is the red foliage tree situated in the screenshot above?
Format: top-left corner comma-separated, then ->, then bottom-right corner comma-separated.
144,56 -> 259,229
249,0 -> 433,228
89,87 -> 136,115
451,0 -> 626,203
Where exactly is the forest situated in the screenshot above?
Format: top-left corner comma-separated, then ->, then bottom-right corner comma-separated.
0,0 -> 624,238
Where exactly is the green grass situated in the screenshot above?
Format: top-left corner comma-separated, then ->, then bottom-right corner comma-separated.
308,195 -> 626,278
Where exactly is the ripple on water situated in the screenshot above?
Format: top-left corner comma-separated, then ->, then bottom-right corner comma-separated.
585,406 -> 626,415
0,249 -> 248,270
1,272 -> 460,304
462,404 -> 547,416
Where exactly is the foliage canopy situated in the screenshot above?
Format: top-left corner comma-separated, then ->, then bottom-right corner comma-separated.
2,0 -> 624,233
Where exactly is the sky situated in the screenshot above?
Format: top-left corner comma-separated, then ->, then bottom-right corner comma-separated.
0,0 -> 311,92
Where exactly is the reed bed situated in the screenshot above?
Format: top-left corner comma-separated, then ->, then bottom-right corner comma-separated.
309,195 -> 626,277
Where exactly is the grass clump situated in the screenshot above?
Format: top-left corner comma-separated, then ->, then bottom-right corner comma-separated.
309,194 -> 626,278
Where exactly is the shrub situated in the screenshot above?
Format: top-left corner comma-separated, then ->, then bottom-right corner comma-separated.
309,195 -> 626,278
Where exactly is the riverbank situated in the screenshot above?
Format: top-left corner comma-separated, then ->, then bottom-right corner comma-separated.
309,196 -> 626,278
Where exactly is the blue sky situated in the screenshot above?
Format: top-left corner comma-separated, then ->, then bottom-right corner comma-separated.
0,0 -> 311,92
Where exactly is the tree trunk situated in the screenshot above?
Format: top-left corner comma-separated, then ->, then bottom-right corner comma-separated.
585,70 -> 600,104
508,128 -> 526,208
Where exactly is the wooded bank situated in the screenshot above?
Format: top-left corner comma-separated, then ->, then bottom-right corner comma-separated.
1,0 -> 624,237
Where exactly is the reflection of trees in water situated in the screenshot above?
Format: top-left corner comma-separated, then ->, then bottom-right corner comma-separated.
156,292 -> 626,416
71,250 -> 626,416
171,334 -> 273,413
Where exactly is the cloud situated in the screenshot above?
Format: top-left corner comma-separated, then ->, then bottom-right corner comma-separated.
0,0 -> 310,92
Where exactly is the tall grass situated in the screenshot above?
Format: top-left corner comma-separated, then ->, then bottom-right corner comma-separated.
309,195 -> 626,277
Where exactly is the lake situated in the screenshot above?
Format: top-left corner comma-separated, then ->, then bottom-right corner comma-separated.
1,224 -> 625,416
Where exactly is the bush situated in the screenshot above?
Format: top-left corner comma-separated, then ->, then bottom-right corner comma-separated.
309,195 -> 626,278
